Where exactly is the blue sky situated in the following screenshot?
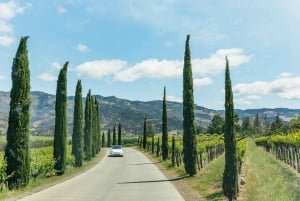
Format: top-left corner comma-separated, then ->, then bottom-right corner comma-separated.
0,0 -> 300,110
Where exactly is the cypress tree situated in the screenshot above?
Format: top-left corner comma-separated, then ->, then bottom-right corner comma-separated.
91,96 -> 97,157
72,80 -> 84,167
118,123 -> 122,145
94,98 -> 101,153
222,56 -> 238,201
162,86 -> 169,160
84,90 -> 92,161
102,132 -> 105,147
143,116 -> 147,149
113,126 -> 116,145
5,36 -> 31,189
182,34 -> 197,176
107,129 -> 111,147
171,135 -> 175,167
53,62 -> 68,175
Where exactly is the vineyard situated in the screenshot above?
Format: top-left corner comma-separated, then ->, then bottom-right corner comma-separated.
138,134 -> 247,173
255,131 -> 300,173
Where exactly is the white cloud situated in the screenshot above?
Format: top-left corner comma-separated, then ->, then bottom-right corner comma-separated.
76,43 -> 89,52
57,5 -> 67,14
233,74 -> 300,106
51,62 -> 63,70
0,1 -> 31,47
74,48 -> 250,82
194,77 -> 214,89
74,60 -> 126,79
192,48 -> 251,76
166,95 -> 182,103
0,35 -> 15,46
115,59 -> 182,82
38,73 -> 57,81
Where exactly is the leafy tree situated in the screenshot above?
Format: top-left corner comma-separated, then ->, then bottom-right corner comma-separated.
53,62 -> 68,175
253,112 -> 261,134
182,35 -> 197,176
262,115 -> 270,134
270,115 -> 284,134
143,116 -> 147,149
5,36 -> 31,189
222,57 -> 238,201
290,117 -> 300,131
113,126 -> 116,145
162,86 -> 169,160
207,114 -> 224,134
241,116 -> 252,135
118,123 -> 122,145
72,80 -> 84,167
84,90 -> 93,160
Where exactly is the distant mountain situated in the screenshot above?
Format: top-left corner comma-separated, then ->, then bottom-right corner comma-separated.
0,91 -> 299,136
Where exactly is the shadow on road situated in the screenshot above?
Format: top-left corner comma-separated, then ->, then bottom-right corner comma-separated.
118,176 -> 188,184
128,162 -> 158,165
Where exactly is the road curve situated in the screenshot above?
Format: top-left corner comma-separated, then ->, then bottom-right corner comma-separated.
14,148 -> 184,201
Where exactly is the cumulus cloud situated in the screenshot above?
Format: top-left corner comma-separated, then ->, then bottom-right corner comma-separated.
38,73 -> 57,81
75,60 -> 126,79
76,43 -> 89,52
115,59 -> 182,82
233,73 -> 300,103
73,48 -> 250,84
166,95 -> 182,103
51,62 -> 63,70
0,35 -> 14,46
0,1 -> 31,46
194,77 -> 214,89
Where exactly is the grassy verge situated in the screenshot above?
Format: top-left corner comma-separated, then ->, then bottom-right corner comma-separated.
0,148 -> 107,201
244,140 -> 300,201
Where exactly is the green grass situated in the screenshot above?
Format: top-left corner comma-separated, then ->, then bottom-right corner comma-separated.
244,140 -> 300,201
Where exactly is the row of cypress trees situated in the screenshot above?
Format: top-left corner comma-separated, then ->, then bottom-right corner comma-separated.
182,35 -> 238,200
4,37 -> 102,189
103,123 -> 122,147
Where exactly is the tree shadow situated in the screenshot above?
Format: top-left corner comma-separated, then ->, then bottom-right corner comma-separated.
118,175 -> 189,184
205,191 -> 224,201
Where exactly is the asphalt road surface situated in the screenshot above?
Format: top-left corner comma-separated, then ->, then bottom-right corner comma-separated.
15,148 -> 185,201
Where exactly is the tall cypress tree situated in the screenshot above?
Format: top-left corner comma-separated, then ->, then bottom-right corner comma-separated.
5,36 -> 31,189
182,34 -> 197,176
113,126 -> 116,145
53,62 -> 68,175
143,116 -> 147,149
94,98 -> 101,153
118,123 -> 122,145
84,90 -> 92,161
91,96 -> 97,157
102,132 -> 105,147
72,80 -> 84,167
107,129 -> 111,147
162,86 -> 169,160
222,57 -> 238,201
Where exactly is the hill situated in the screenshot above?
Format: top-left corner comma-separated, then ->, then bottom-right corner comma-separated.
0,91 -> 299,136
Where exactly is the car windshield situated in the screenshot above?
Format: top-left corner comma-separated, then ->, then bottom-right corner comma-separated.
112,145 -> 122,149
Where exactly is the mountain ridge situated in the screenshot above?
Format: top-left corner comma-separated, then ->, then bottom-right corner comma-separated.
0,91 -> 299,135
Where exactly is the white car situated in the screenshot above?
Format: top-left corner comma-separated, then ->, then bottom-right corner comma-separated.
109,145 -> 124,157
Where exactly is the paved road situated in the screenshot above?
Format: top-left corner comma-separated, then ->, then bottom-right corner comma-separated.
15,148 -> 184,201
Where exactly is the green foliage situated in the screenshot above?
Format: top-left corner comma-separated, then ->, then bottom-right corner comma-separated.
118,123 -> 122,145
107,129 -> 111,147
5,36 -> 31,189
84,90 -> 93,160
182,34 -> 197,176
162,86 -> 169,160
222,57 -> 238,200
101,132 -> 105,147
53,62 -> 68,175
207,114 -> 224,134
113,126 -> 116,145
72,80 -> 84,167
143,117 -> 147,149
